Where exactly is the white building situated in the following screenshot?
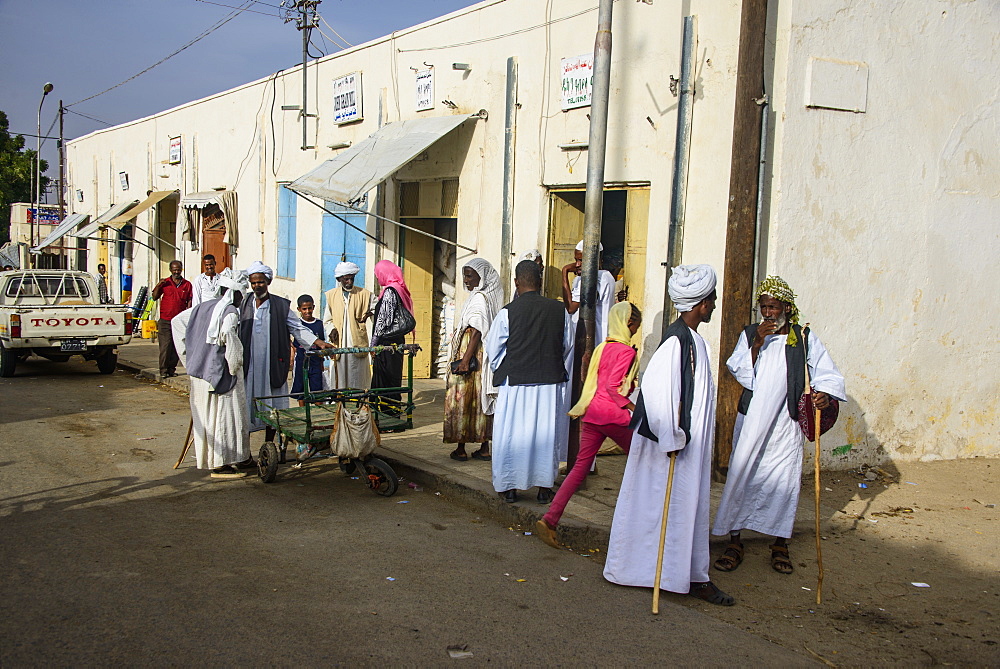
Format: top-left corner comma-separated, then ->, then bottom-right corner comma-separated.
63,0 -> 999,467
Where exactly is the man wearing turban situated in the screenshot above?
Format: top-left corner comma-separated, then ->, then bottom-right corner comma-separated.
604,264 -> 735,606
323,261 -> 377,390
170,269 -> 253,478
240,261 -> 332,448
711,275 -> 845,576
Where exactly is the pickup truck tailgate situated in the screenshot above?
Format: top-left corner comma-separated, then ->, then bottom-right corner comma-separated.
14,306 -> 130,339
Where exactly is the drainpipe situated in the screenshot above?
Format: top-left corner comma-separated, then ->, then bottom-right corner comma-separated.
500,56 -> 517,300
570,0 -> 613,469
662,15 -> 698,336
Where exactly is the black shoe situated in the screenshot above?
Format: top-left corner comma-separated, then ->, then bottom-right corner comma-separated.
536,487 -> 554,504
502,490 -> 518,504
234,457 -> 256,470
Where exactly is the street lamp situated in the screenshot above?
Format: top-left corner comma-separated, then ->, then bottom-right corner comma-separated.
33,82 -> 54,262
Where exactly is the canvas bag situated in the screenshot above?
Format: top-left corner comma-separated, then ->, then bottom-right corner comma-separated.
329,402 -> 381,458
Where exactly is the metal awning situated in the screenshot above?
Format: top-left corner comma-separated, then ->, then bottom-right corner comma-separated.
289,114 -> 477,203
72,201 -> 139,239
179,189 -> 238,248
105,190 -> 178,229
31,213 -> 90,253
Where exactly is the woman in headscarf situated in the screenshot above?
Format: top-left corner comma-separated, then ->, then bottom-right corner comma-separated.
444,258 -> 503,461
535,300 -> 642,547
371,260 -> 415,403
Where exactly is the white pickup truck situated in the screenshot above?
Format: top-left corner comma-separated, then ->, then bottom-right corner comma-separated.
0,270 -> 133,377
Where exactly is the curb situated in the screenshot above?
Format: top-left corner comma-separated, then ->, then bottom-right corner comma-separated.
376,445 -> 611,552
116,356 -> 190,394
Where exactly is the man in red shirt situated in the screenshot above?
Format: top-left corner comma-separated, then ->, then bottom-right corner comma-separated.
152,260 -> 193,378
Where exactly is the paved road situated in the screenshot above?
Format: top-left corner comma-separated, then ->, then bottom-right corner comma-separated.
0,358 -> 810,666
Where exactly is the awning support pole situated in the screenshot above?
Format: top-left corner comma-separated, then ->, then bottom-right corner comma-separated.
291,192 -> 388,248
329,197 -> 478,254
500,56 -> 517,300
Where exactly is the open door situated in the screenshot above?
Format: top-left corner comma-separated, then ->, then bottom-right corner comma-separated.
202,204 -> 232,271
623,188 -> 649,310
401,219 -> 435,379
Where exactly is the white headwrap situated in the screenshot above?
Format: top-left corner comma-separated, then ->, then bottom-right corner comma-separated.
575,240 -> 604,253
335,261 -> 361,279
520,249 -> 542,262
245,260 -> 273,281
456,258 -> 503,413
207,268 -> 250,345
668,264 -> 717,313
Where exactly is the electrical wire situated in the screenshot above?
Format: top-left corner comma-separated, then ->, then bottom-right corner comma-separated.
233,72 -> 278,189
194,0 -> 279,17
315,24 -> 347,50
67,1 -> 260,107
318,13 -> 353,47
64,108 -> 115,127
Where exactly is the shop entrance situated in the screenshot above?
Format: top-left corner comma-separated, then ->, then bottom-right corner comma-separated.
546,186 -> 650,311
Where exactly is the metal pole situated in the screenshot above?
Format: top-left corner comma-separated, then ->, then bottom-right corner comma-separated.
34,83 -> 53,265
58,101 -> 65,220
301,2 -> 309,151
500,56 -> 517,300
571,0 -> 613,469
663,16 -> 697,335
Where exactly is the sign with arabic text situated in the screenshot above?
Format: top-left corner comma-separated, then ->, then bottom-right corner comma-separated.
416,69 -> 434,111
332,72 -> 362,124
561,54 -> 593,110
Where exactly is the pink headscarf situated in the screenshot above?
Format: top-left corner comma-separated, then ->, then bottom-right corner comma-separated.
374,260 -> 414,313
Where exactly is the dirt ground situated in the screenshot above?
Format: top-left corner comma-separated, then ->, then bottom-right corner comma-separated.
669,457 -> 999,667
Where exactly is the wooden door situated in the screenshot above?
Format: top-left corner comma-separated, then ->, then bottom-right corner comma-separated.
401,219 -> 435,379
202,204 -> 232,271
623,188 -> 649,313
545,192 -> 585,299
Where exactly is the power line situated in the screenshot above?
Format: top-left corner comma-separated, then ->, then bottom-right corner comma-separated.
11,132 -> 60,140
194,0 -> 280,17
67,1 -> 262,107
64,108 -> 115,127
318,13 -> 353,47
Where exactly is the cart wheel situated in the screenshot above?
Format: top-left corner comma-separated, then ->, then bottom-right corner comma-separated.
362,457 -> 398,497
338,457 -> 356,475
258,442 -> 279,483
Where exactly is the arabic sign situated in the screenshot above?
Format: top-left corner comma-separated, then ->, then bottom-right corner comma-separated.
561,53 -> 593,110
332,72 -> 362,124
27,207 -> 61,225
169,136 -> 182,164
416,69 -> 434,112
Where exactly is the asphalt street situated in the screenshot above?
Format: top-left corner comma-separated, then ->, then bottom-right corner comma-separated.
0,357 -> 810,666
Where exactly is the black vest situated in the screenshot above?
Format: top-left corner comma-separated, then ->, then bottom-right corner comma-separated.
737,323 -> 808,420
629,317 -> 696,445
493,291 -> 567,386
239,293 -> 292,389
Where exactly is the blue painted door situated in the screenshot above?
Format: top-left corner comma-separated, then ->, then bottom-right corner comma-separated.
277,185 -> 297,279
320,201 -> 367,316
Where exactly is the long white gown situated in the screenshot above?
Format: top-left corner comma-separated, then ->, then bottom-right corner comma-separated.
245,297 -> 319,432
484,308 -> 574,492
603,330 -> 716,594
171,309 -> 250,469
712,330 -> 846,538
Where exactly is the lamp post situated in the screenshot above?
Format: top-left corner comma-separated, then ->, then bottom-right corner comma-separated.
33,82 -> 54,263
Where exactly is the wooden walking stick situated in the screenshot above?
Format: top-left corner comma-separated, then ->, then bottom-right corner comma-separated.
173,417 -> 194,469
804,339 -> 824,605
652,451 -> 678,614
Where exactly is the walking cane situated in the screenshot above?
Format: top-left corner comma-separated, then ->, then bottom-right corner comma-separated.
804,342 -> 824,605
652,451 -> 678,614
173,417 -> 194,469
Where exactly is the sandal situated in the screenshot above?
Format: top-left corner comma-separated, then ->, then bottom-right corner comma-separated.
470,451 -> 492,461
713,542 -> 744,572
770,544 -> 793,574
449,450 -> 469,462
689,581 -> 735,606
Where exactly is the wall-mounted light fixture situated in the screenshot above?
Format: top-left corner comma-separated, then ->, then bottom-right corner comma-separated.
452,63 -> 471,71
558,141 -> 589,151
327,141 -> 352,150
281,105 -> 301,111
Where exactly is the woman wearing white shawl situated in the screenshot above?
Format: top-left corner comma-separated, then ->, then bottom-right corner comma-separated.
444,258 -> 502,461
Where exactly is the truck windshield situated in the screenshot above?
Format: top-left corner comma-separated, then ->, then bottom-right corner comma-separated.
5,275 -> 91,299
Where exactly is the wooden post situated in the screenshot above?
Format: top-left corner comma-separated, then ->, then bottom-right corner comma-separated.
714,0 -> 769,480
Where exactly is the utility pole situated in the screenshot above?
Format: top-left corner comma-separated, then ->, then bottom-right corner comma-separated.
568,0 -> 613,469
288,0 -> 320,150
58,101 -> 65,219
715,0 -> 769,480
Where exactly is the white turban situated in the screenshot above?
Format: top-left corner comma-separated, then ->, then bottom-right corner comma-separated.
207,268 -> 250,345
575,240 -> 604,253
335,261 -> 361,278
245,260 -> 273,281
520,249 -> 542,262
668,264 -> 717,313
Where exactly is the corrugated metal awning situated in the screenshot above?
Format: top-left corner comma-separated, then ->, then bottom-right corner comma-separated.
288,114 -> 477,203
105,190 -> 178,229
72,201 -> 140,239
31,213 -> 90,253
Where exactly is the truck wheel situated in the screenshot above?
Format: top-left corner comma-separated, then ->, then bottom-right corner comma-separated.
0,344 -> 16,378
96,350 -> 118,375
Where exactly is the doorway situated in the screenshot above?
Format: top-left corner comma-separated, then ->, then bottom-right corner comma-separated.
399,218 -> 456,379
156,197 -> 178,278
320,201 -> 368,317
201,203 -> 232,272
546,187 -> 649,311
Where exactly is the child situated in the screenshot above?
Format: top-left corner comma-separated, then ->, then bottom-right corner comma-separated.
291,294 -> 326,407
535,301 -> 642,548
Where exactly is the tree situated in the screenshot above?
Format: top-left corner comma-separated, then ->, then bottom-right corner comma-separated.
0,111 -> 50,245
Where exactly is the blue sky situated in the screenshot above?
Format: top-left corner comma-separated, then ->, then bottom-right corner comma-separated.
0,0 -> 477,190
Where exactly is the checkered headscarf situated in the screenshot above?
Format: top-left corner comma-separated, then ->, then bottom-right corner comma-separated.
755,275 -> 801,346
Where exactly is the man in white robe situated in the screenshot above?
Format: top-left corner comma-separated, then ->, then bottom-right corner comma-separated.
323,261 -> 376,390
712,275 -> 846,575
604,264 -> 735,606
240,261 -> 332,446
171,269 -> 251,478
485,260 -> 573,504
191,254 -> 222,307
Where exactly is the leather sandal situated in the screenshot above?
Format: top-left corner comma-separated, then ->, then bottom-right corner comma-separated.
713,542 -> 744,572
770,544 -> 793,574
